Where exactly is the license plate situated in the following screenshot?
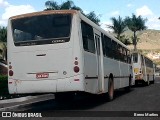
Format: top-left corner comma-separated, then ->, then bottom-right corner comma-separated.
36,73 -> 49,79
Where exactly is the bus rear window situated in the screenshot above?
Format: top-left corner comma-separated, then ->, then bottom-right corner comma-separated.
11,14 -> 72,46
133,53 -> 138,63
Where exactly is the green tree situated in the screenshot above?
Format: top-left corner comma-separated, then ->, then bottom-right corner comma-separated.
85,11 -> 100,26
124,14 -> 147,51
108,16 -> 126,41
0,27 -> 7,42
45,1 -> 60,10
119,35 -> 131,45
44,0 -> 100,25
45,0 -> 83,12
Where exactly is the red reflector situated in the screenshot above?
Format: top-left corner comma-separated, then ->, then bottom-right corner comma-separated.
74,79 -> 79,81
9,82 -> 12,84
9,70 -> 14,76
74,66 -> 80,73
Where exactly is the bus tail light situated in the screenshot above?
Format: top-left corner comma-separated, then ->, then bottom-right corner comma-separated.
74,61 -> 78,65
9,65 -> 12,69
8,62 -> 14,76
74,66 -> 80,73
9,81 -> 13,84
74,57 -> 79,73
9,70 -> 14,76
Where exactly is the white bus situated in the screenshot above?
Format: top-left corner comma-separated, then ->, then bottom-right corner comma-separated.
8,10 -> 132,101
132,52 -> 155,85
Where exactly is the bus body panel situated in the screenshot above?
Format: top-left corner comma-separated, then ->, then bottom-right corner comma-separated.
103,57 -> 120,89
119,62 -> 130,88
83,52 -> 98,93
8,12 -> 85,94
10,48 -> 73,80
132,52 -> 154,84
8,10 -> 132,96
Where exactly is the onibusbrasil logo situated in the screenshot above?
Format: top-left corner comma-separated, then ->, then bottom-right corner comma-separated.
2,112 -> 42,118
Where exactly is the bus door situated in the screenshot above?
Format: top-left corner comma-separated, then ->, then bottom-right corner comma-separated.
94,29 -> 104,93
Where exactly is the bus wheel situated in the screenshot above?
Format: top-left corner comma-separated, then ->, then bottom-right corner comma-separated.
108,76 -> 114,101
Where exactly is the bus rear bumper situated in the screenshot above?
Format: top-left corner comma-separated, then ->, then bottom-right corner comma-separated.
8,74 -> 85,94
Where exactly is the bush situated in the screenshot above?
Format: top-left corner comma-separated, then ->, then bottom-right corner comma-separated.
0,75 -> 26,99
0,75 -> 10,99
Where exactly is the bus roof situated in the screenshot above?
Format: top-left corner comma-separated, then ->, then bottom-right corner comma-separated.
9,10 -> 78,20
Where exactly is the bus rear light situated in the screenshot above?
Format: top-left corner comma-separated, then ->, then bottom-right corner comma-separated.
74,66 -> 80,73
9,82 -> 13,84
74,79 -> 80,81
9,65 -> 12,69
75,57 -> 78,60
9,70 -> 14,76
74,61 -> 78,65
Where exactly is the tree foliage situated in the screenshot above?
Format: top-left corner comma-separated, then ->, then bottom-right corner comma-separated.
0,27 -> 7,42
108,16 -> 126,40
85,11 -> 100,26
44,0 -> 100,25
124,14 -> 147,50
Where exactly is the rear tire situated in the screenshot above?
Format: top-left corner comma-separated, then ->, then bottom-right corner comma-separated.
108,77 -> 114,101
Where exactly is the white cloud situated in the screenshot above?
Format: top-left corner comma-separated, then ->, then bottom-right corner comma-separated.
147,16 -> 160,30
2,5 -> 36,20
136,5 -> 153,16
0,2 -> 36,26
0,20 -> 7,26
0,0 -> 9,7
127,4 -> 133,7
111,11 -> 120,16
135,5 -> 160,30
83,10 -> 90,14
100,21 -> 113,32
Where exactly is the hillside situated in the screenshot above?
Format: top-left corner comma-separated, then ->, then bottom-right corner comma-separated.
127,29 -> 160,50
125,29 -> 160,65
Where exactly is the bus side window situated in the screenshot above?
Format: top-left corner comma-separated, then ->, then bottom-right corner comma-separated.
123,48 -> 127,63
112,40 -> 118,60
141,55 -> 144,66
101,34 -> 112,58
101,34 -> 106,56
118,45 -> 123,61
127,50 -> 131,63
81,21 -> 95,53
104,35 -> 112,58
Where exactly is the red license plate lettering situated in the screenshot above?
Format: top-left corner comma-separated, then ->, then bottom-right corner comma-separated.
36,73 -> 49,79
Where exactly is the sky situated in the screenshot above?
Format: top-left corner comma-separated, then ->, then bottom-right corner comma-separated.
0,0 -> 160,31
